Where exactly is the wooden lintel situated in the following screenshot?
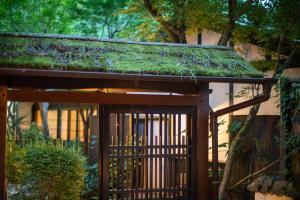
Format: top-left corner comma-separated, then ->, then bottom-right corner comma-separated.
0,86 -> 7,199
5,76 -> 200,94
7,90 -> 202,106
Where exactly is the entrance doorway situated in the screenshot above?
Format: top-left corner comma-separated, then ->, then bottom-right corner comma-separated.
99,105 -> 197,200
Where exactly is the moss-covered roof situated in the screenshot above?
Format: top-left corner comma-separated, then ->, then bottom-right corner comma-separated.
0,33 -> 262,78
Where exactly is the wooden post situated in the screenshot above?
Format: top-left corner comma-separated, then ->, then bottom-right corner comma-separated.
67,110 -> 71,141
98,105 -> 109,200
0,86 -> 7,199
197,83 -> 209,200
57,108 -> 62,139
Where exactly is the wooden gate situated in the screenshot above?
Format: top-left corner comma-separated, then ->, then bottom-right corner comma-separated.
99,105 -> 197,200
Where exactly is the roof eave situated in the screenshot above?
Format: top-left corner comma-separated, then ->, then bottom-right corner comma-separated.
0,68 -> 276,84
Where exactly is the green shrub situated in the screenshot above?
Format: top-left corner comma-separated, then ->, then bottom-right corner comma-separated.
82,163 -> 98,199
19,143 -> 86,200
6,138 -> 26,185
7,123 -> 87,199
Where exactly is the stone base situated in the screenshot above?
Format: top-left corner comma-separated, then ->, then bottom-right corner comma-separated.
255,192 -> 293,200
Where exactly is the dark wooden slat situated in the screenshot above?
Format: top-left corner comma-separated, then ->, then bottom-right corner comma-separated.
131,113 -> 135,199
140,115 -> 145,198
67,110 -> 71,141
0,86 -> 7,199
159,114 -> 163,199
164,114 -> 168,199
145,114 -> 149,199
116,114 -> 121,197
75,110 -> 79,143
172,114 -> 176,198
168,114 -> 172,198
150,114 -> 154,199
135,114 -> 140,196
57,108 -> 62,139
121,113 -> 125,199
8,90 -> 202,106
109,145 -> 192,150
178,114 -> 182,198
108,154 -> 192,159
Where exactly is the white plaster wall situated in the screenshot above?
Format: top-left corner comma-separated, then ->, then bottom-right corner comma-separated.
17,102 -> 33,130
209,83 -> 230,162
186,31 -> 198,44
188,30 -> 280,162
235,43 -> 265,61
201,29 -> 222,45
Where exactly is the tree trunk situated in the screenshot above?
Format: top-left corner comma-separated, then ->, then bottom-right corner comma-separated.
39,102 -> 49,138
79,106 -> 96,155
143,0 -> 186,43
219,104 -> 260,199
218,23 -> 235,46
83,124 -> 89,155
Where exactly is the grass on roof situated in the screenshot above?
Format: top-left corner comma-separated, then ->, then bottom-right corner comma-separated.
0,35 -> 263,78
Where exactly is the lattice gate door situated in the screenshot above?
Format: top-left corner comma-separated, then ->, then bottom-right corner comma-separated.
99,105 -> 197,200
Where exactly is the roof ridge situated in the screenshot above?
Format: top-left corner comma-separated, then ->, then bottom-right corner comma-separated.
0,32 -> 232,50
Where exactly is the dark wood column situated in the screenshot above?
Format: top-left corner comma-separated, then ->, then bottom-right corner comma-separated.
57,108 -> 62,139
67,110 -> 71,141
0,86 -> 7,199
197,83 -> 209,200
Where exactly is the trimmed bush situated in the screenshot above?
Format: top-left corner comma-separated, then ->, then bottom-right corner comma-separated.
6,138 -> 26,185
20,143 -> 86,200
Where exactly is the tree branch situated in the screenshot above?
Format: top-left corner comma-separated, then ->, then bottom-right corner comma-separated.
218,0 -> 254,46
143,0 -> 182,42
232,0 -> 254,22
219,104 -> 261,199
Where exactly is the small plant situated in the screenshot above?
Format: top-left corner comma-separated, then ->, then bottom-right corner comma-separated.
21,123 -> 45,145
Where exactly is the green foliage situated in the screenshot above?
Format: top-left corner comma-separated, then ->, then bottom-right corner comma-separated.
228,120 -> 242,135
21,123 -> 45,145
250,60 -> 277,72
280,77 -> 300,134
18,143 -> 86,200
0,0 -> 75,34
7,123 -> 87,200
82,164 -> 98,199
6,138 -> 26,185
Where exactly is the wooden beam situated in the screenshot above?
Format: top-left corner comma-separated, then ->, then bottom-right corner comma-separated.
0,68 -> 277,84
8,90 -> 202,106
5,75 -> 200,94
0,86 -> 7,199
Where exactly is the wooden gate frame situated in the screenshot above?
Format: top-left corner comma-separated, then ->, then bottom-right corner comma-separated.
3,85 -> 209,200
99,105 -> 198,199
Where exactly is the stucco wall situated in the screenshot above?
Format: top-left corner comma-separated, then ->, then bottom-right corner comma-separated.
186,29 -> 280,162
16,102 -> 33,130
